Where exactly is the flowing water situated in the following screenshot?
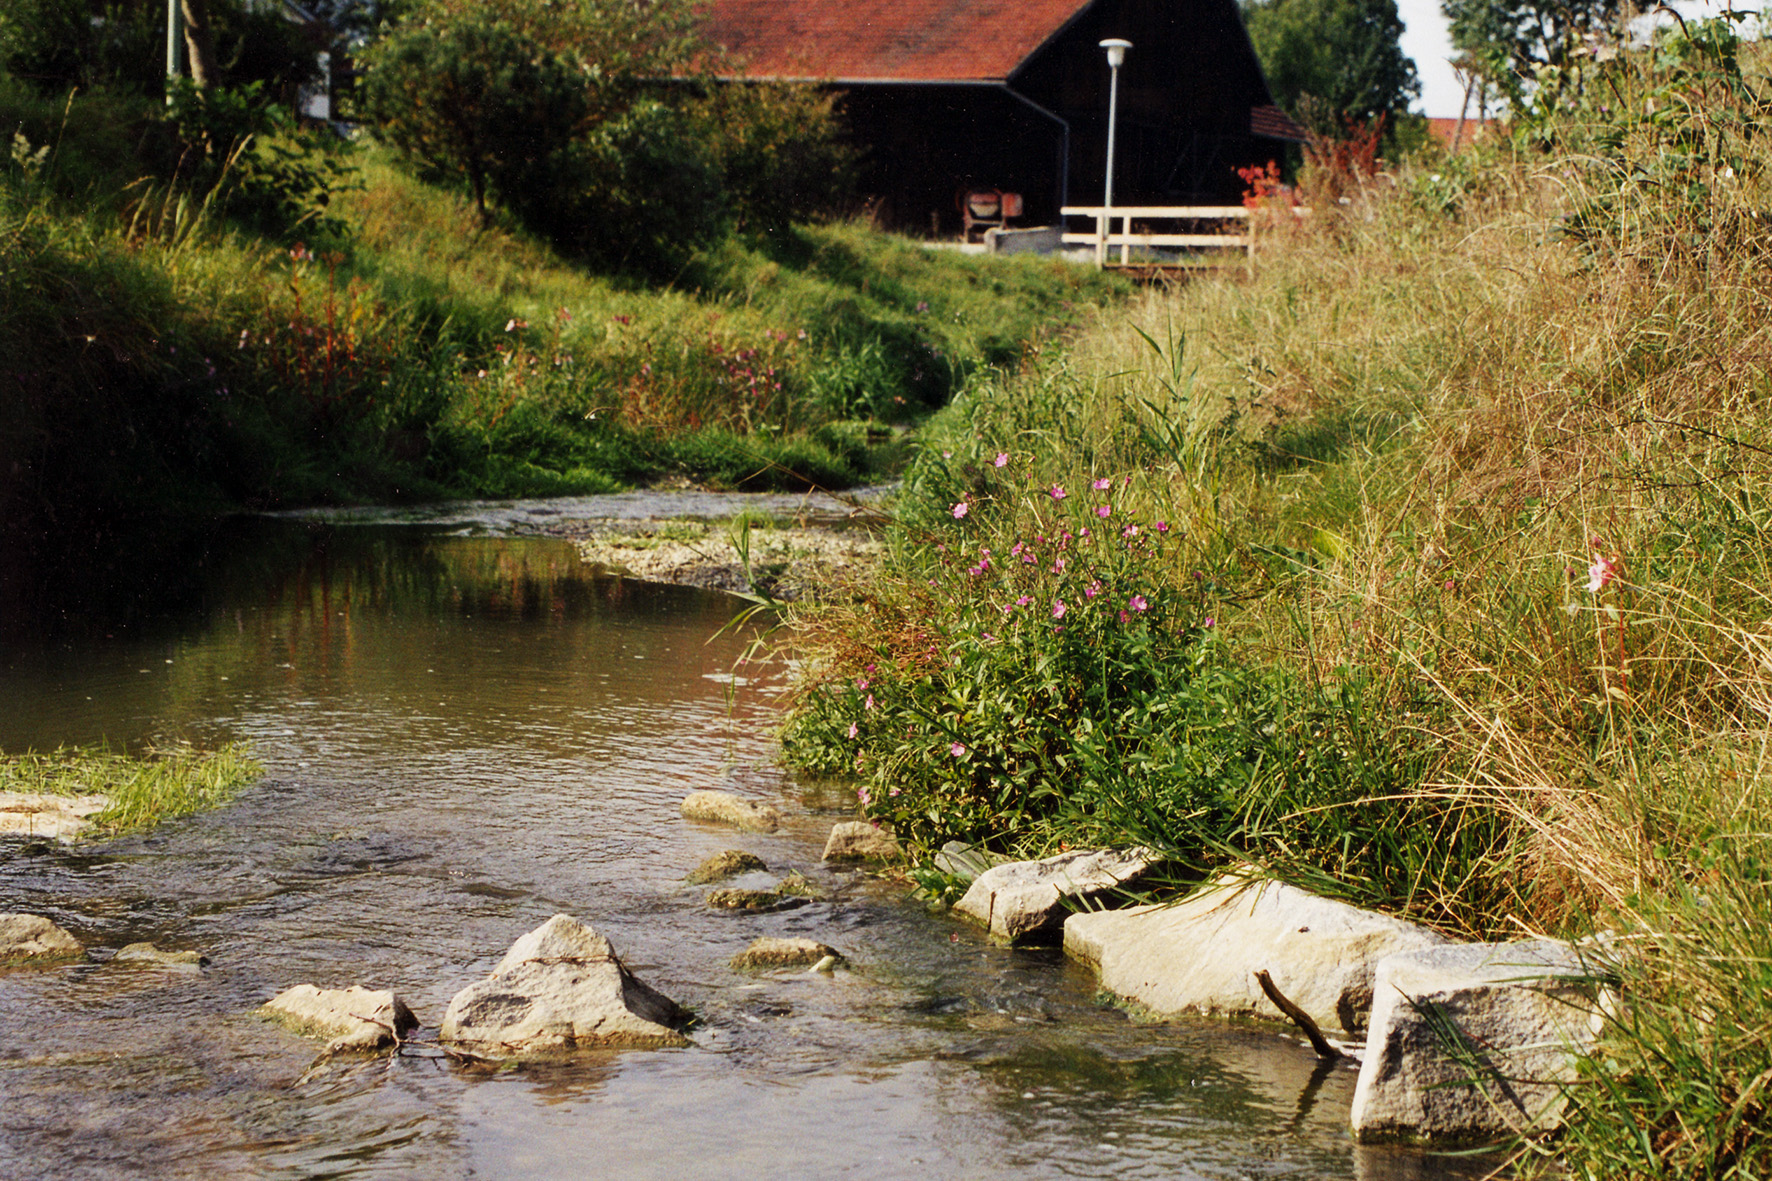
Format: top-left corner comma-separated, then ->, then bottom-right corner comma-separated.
0,512 -> 1490,1181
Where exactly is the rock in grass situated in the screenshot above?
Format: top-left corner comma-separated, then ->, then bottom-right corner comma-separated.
1350,939 -> 1602,1144
681,791 -> 781,833
262,984 -> 418,1053
686,849 -> 768,884
822,821 -> 902,862
113,942 -> 207,971
731,937 -> 841,970
440,915 -> 688,1055
955,847 -> 1160,945
1063,872 -> 1447,1035
706,888 -> 805,913
0,913 -> 83,965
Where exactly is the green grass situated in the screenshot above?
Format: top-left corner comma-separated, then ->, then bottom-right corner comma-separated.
1,744 -> 263,837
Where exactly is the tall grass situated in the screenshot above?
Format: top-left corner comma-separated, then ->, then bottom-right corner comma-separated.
781,23 -> 1772,1175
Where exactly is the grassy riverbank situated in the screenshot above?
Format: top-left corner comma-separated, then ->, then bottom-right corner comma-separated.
0,77 -> 1125,551
781,21 -> 1772,1176
1,745 -> 262,837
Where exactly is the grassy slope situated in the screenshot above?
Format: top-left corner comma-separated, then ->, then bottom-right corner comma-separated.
0,79 -> 1126,544
782,30 -> 1772,1176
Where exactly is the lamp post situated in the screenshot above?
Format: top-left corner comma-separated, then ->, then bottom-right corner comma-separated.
1098,38 -> 1131,267
166,0 -> 183,101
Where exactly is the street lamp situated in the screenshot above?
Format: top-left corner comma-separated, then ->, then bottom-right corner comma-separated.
1099,39 -> 1132,267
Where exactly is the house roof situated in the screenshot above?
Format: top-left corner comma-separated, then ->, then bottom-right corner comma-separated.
703,0 -> 1095,83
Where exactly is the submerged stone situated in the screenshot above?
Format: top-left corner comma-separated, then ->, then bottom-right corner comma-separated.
1063,873 -> 1447,1035
686,849 -> 769,884
955,847 -> 1160,945
440,914 -> 688,1055
731,937 -> 841,970
681,790 -> 782,833
0,913 -> 84,965
114,942 -> 208,971
262,984 -> 418,1053
1351,939 -> 1602,1144
706,888 -> 806,913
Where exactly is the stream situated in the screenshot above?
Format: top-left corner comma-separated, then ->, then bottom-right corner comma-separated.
0,503 -> 1491,1180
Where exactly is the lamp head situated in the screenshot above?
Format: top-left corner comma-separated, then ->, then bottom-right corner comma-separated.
1100,38 -> 1131,69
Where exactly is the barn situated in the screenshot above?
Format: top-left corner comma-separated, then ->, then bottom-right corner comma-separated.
703,0 -> 1305,234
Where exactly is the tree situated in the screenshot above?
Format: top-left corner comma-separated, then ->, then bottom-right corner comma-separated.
1442,0 -> 1624,97
1241,0 -> 1420,133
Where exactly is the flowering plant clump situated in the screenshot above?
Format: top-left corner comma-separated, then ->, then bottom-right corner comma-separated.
782,453 -> 1271,852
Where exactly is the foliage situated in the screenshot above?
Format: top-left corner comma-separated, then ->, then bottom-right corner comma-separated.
0,743 -> 263,836
0,0 -> 319,98
356,0 -> 849,274
1240,0 -> 1419,134
1444,0 -> 1624,103
357,11 -> 589,225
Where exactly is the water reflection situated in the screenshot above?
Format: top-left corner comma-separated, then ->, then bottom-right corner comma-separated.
0,525 -> 1495,1180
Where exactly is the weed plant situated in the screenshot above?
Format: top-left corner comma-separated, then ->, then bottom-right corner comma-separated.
0,744 -> 263,836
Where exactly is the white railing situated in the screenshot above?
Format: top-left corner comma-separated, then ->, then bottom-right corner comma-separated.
1060,205 -> 1254,269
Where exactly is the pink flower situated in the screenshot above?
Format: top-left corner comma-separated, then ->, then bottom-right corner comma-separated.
1052,599 -> 1067,619
1204,616 -> 1216,628
993,452 -> 1009,468
1129,594 -> 1149,612
1016,595 -> 1031,606
952,501 -> 969,519
1118,611 -> 1130,623
1084,581 -> 1101,599
857,786 -> 870,805
950,742 -> 966,757
865,694 -> 875,710
1122,524 -> 1139,538
1155,521 -> 1170,533
846,722 -> 858,739
1092,477 -> 1112,491
1096,504 -> 1112,518
1587,554 -> 1619,592
1049,485 -> 1067,500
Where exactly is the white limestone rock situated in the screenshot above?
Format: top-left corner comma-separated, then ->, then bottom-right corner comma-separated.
681,790 -> 781,833
1350,939 -> 1602,1144
262,984 -> 418,1053
113,942 -> 207,971
955,847 -> 1160,944
0,792 -> 111,840
1063,873 -> 1448,1034
440,915 -> 688,1055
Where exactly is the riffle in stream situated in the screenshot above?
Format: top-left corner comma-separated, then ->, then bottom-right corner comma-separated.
0,513 -> 1490,1180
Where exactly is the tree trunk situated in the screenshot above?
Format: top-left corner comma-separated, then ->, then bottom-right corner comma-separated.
181,0 -> 219,89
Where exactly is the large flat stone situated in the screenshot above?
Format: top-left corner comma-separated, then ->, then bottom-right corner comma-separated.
440,914 -> 688,1055
1351,939 -> 1601,1144
1064,874 -> 1448,1034
955,847 -> 1160,944
262,984 -> 418,1053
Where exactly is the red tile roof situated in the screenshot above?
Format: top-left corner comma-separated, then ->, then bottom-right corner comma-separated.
703,0 -> 1096,82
